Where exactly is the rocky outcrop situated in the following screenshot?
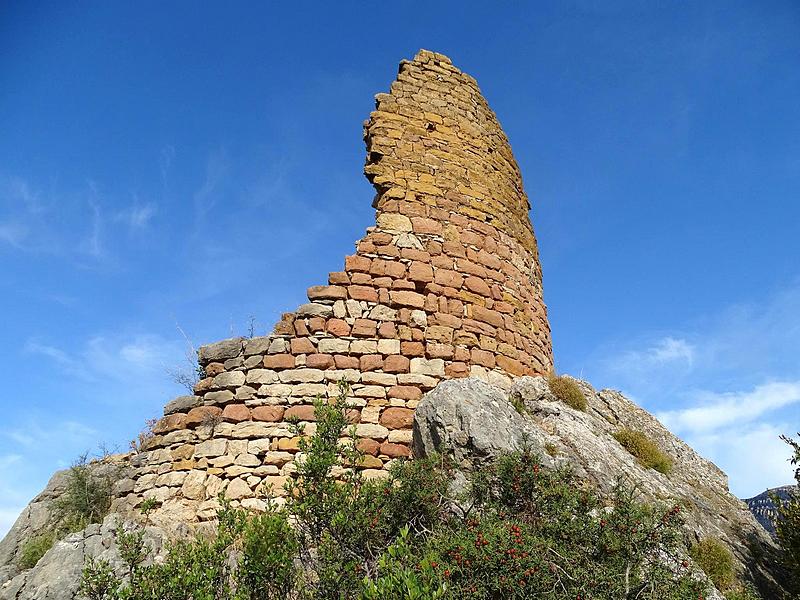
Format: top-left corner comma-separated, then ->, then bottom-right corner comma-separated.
0,516 -> 168,600
745,486 -> 797,536
413,376 -> 788,599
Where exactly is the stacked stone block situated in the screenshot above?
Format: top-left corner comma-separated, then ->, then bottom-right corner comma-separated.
114,50 -> 553,522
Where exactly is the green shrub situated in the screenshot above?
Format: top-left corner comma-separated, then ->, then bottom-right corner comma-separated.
613,428 -> 673,475
547,374 -> 587,411
55,454 -> 115,534
776,433 -> 800,595
690,538 -> 735,591
18,533 -> 55,569
79,382 -> 709,600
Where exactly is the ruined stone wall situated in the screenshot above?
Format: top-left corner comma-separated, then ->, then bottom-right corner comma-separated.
114,50 -> 552,522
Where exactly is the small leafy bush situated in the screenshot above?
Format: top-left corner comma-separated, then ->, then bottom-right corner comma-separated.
18,533 -> 55,569
55,454 -> 115,533
613,428 -> 673,475
690,538 -> 735,591
547,374 -> 587,411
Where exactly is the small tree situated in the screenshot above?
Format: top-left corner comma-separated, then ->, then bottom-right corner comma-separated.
776,433 -> 800,595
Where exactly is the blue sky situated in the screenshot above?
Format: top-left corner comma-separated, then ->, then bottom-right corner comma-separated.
1,1 -> 799,535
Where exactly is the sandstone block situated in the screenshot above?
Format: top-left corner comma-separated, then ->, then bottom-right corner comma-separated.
410,357 -> 445,377
222,404 -> 251,422
164,395 -> 200,415
400,341 -> 425,356
263,354 -> 295,369
377,212 -> 413,232
319,338 -> 350,354
278,368 -> 325,383
350,340 -> 378,355
195,439 -> 227,458
383,354 -> 410,373
356,423 -> 390,440
246,369 -> 279,384
153,413 -> 187,434
186,405 -> 223,427
326,318 -> 351,336
226,478 -> 253,500
251,406 -> 285,422
377,338 -> 401,354
348,285 -> 379,302
285,405 -> 317,422
199,337 -> 243,363
296,303 -> 333,317
307,285 -> 348,301
380,442 -> 411,458
379,407 -> 415,429
389,290 -> 425,308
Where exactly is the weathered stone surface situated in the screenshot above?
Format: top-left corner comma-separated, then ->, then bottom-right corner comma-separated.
163,395 -> 200,415
198,338 -> 243,363
414,376 -> 785,598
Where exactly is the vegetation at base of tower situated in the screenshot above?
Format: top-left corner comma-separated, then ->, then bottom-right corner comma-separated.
547,374 -> 588,411
688,539 -> 761,600
79,383 -> 734,600
18,454 -> 117,570
775,433 -> 800,596
612,428 -> 673,475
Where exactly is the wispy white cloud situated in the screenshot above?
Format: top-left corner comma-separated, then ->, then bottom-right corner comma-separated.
25,332 -> 184,386
658,381 -> 800,434
115,197 -> 157,230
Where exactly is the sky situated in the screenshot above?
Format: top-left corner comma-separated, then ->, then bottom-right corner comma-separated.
1,1 -> 799,537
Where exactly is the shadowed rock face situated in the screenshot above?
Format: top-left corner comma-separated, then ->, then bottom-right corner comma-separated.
745,486 -> 797,536
413,377 -> 790,599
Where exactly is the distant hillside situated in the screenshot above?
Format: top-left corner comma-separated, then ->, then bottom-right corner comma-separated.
744,485 -> 797,535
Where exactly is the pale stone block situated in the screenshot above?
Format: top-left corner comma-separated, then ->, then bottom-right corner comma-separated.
377,339 -> 401,355
368,305 -> 397,321
267,338 -> 288,354
353,385 -> 387,398
410,310 -> 427,327
361,372 -> 397,386
235,453 -> 261,467
278,368 -> 325,383
388,429 -> 413,444
355,423 -> 389,439
350,340 -> 378,355
246,369 -> 279,384
226,478 -> 253,500
195,439 -> 227,458
318,338 -> 350,354
213,370 -> 246,388
333,300 -> 347,318
410,358 -> 445,377
397,373 -> 439,387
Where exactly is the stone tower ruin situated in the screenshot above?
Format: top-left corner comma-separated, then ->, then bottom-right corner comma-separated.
118,50 -> 552,520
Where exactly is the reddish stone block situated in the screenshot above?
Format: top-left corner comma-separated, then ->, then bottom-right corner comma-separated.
205,362 -> 225,377
351,272 -> 372,285
357,438 -> 380,456
433,312 -> 462,328
371,232 -> 393,246
334,355 -> 360,369
185,406 -> 223,427
445,362 -> 470,378
401,341 -> 425,356
411,216 -> 442,235
251,406 -> 285,422
497,355 -> 525,376
307,285 -> 348,301
390,290 -> 425,308
471,305 -> 504,328
378,322 -> 397,338
222,403 -> 251,422
360,354 -> 384,371
383,354 -> 410,373
153,413 -> 186,434
306,354 -> 335,369
263,354 -> 295,369
454,346 -> 471,362
388,385 -> 423,401
408,261 -> 434,283
380,442 -> 411,458
290,337 -> 316,355
372,276 -> 393,288
326,318 -> 351,336
380,407 -> 414,429
464,276 -> 491,297
400,248 -> 431,262
352,318 -> 378,337
391,279 -> 416,290
345,255 -> 371,272
442,240 -> 466,257
385,261 -> 407,278
328,271 -> 350,285
307,317 -> 326,333
471,348 -> 496,368
285,405 -> 317,421
434,269 -> 463,288
294,320 -> 310,336
349,285 -> 379,302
